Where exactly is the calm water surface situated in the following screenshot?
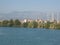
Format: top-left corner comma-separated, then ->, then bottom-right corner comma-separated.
0,27 -> 60,45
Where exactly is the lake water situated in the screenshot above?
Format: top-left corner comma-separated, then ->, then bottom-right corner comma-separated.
0,27 -> 60,45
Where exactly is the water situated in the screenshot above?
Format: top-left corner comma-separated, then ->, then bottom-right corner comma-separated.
0,27 -> 60,45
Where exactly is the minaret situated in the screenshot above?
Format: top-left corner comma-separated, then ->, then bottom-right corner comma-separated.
47,12 -> 50,21
57,12 -> 58,22
51,12 -> 54,22
57,12 -> 59,23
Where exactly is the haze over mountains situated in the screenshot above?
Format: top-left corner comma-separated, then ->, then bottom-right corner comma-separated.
0,11 -> 60,20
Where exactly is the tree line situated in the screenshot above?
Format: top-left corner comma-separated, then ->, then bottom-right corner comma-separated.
0,19 -> 60,29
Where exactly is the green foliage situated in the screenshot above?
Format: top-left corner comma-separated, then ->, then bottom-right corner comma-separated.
14,19 -> 21,27
55,24 -> 60,29
0,22 -> 2,27
39,23 -> 44,28
2,20 -> 9,27
28,22 -> 33,28
22,22 -> 29,28
32,21 -> 38,28
8,19 -> 14,27
44,21 -> 50,29
0,19 -> 60,29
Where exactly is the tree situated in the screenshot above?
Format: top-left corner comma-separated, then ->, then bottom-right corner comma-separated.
38,23 -> 44,28
55,23 -> 60,29
32,21 -> 38,28
22,22 -> 29,28
28,22 -> 33,28
44,21 -> 50,29
8,19 -> 14,27
2,20 -> 9,27
0,22 -> 2,27
14,19 -> 21,27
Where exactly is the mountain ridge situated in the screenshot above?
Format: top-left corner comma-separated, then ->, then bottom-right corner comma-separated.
0,11 -> 59,20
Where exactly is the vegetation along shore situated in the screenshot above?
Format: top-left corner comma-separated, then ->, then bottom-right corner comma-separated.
0,19 -> 60,29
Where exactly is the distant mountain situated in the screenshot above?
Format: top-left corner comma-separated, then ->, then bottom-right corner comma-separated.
0,11 -> 60,20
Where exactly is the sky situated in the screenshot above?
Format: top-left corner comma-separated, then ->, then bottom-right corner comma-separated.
0,0 -> 60,13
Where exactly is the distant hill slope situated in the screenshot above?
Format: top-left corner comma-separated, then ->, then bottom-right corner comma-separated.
0,11 -> 59,20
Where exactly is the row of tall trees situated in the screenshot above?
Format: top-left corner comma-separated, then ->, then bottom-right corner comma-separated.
0,19 -> 60,29
0,19 -> 21,27
0,19 -> 38,28
0,19 -> 39,28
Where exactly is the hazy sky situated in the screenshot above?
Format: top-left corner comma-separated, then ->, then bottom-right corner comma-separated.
0,0 -> 60,13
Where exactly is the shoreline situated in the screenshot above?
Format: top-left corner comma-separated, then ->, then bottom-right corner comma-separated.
0,19 -> 60,30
